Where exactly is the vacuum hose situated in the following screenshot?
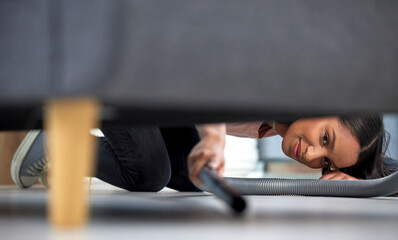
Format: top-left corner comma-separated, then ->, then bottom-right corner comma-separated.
224,170 -> 398,197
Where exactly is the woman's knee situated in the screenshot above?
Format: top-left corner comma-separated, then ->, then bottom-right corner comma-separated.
97,127 -> 172,192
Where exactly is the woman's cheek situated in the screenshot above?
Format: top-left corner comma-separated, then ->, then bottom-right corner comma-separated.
281,138 -> 289,157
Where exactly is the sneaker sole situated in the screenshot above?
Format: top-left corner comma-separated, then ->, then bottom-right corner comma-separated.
11,130 -> 41,188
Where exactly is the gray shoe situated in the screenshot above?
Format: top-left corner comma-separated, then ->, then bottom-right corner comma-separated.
11,130 -> 47,188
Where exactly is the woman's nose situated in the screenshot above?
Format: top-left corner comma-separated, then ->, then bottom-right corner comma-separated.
305,145 -> 326,161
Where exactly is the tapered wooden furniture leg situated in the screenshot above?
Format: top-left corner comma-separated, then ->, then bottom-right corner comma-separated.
45,98 -> 99,228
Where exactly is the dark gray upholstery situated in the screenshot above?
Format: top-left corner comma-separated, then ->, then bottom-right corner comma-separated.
1,0 -> 398,128
0,0 -> 51,103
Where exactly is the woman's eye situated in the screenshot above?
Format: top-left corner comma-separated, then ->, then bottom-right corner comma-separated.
322,132 -> 329,146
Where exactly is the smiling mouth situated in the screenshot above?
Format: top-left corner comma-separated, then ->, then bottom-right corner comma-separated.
292,138 -> 301,160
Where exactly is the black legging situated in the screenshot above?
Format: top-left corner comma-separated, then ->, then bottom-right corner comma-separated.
95,126 -> 201,192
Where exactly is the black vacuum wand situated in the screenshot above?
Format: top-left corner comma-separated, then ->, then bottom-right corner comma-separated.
198,167 -> 246,214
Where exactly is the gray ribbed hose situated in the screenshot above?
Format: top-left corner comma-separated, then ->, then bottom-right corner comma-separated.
224,170 -> 398,197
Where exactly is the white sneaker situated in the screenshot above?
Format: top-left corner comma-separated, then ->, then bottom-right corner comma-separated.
11,130 -> 47,188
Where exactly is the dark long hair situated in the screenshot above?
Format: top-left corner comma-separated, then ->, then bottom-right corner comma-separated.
337,114 -> 391,179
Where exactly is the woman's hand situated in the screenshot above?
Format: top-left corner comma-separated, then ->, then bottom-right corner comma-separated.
188,124 -> 226,186
320,169 -> 359,180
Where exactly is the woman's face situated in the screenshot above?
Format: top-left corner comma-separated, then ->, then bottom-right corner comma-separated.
281,117 -> 360,169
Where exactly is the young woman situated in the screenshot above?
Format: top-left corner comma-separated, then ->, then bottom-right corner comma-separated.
11,114 -> 397,192
189,115 -> 394,186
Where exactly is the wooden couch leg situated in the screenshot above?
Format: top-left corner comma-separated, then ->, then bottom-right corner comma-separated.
45,98 -> 99,228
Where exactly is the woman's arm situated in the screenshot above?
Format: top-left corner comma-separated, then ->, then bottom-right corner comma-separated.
188,123 -> 226,186
320,169 -> 359,180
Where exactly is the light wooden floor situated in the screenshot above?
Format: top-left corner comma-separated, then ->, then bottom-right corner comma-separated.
0,184 -> 398,240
